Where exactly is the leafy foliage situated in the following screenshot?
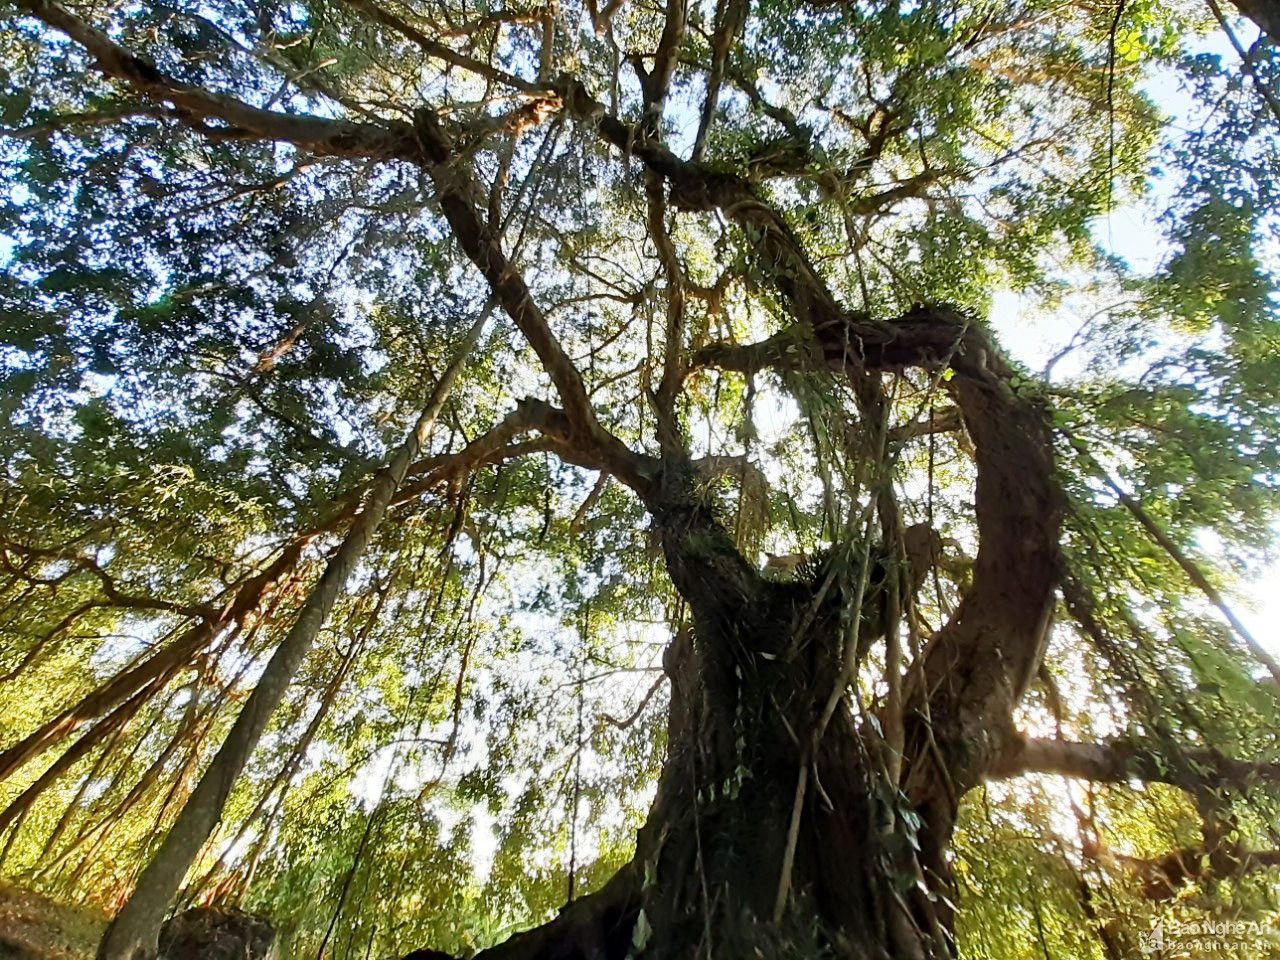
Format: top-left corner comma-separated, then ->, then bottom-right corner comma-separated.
0,0 -> 1278,957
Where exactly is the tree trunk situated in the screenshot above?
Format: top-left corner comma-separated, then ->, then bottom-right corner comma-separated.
419,494 -> 946,960
1230,0 -> 1280,44
97,306 -> 493,960
461,636 -> 938,960
404,309 -> 1063,960
617,598 -> 933,957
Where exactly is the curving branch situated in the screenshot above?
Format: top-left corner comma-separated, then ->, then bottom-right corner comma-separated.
343,0 -> 542,93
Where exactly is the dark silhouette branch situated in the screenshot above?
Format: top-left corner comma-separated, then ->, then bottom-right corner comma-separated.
993,735 -> 1280,794
343,0 -> 543,93
16,0 -> 421,159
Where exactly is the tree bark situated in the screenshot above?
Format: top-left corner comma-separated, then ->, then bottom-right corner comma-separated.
398,304 -> 1064,960
1230,0 -> 1280,44
440,527 -> 940,960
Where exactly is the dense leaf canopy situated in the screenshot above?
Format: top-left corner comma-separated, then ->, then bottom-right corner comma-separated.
1,0 -> 1279,957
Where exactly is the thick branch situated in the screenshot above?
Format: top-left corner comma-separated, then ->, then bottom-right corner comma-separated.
410,113 -> 655,497
992,735 -> 1280,793
888,406 -> 964,443
689,328 -> 813,376
17,0 -> 419,160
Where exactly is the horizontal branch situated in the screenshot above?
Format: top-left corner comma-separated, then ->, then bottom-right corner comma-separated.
17,0 -> 419,159
311,401 -> 572,535
1136,842 -> 1280,900
992,735 -> 1280,793
0,537 -> 218,622
888,406 -> 964,443
689,329 -> 812,376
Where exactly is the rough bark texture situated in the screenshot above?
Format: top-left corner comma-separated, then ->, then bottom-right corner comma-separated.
384,305 -> 1066,960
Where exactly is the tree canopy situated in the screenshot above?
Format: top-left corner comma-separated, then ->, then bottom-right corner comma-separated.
1,0 -> 1279,958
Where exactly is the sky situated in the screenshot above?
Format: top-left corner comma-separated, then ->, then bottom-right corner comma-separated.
987,23 -> 1280,658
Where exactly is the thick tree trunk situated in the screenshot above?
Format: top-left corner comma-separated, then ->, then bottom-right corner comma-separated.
408,309 -> 1063,960
436,496 -> 948,960
462,632 -> 940,960
618,626 -> 929,957
618,499 -> 921,959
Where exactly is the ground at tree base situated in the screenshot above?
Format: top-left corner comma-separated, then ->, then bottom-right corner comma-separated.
0,888 -> 279,960
0,884 -> 102,960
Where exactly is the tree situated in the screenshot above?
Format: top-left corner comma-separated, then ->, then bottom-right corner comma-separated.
0,1 -> 1278,959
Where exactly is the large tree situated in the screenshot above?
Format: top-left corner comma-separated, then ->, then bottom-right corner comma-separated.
1,0 -> 1279,958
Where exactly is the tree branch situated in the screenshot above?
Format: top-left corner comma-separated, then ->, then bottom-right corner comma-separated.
1134,842 -> 1280,899
992,735 -> 1280,793
16,0 -> 420,160
0,537 -> 218,622
556,73 -> 1065,808
1102,469 -> 1280,687
411,110 -> 655,494
343,0 -> 543,93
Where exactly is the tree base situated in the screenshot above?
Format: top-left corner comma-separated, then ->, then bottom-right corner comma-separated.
157,907 -> 276,960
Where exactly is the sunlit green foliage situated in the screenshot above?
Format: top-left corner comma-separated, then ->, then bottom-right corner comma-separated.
0,0 -> 1279,957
